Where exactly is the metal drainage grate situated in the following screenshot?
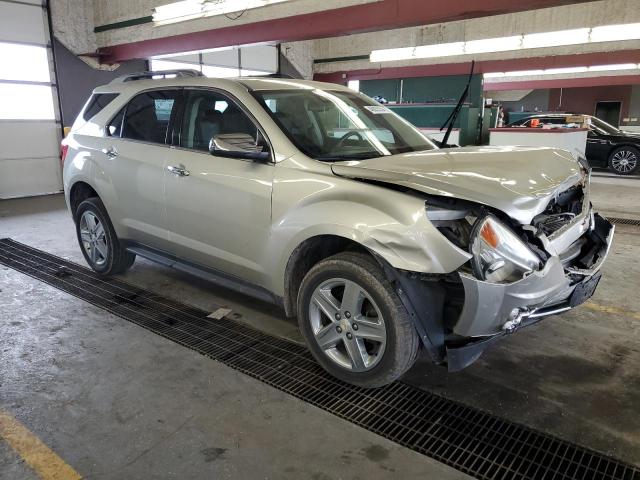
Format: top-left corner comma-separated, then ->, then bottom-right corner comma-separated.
1,238 -> 638,480
607,217 -> 640,227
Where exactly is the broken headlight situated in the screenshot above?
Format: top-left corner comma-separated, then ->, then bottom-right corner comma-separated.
470,215 -> 541,283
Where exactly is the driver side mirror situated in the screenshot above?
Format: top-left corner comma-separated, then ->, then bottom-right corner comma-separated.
209,133 -> 270,162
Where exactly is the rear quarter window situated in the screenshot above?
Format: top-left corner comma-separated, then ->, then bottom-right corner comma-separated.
83,93 -> 119,121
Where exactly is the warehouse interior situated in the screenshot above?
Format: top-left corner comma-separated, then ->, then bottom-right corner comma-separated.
1,1 -> 640,479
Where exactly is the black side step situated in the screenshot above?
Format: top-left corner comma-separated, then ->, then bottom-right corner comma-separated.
1,238 -> 638,480
125,243 -> 277,304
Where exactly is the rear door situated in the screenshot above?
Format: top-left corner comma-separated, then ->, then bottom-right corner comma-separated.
97,89 -> 180,249
164,88 -> 274,285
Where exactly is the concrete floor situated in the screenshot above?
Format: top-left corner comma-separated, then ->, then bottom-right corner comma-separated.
1,175 -> 640,478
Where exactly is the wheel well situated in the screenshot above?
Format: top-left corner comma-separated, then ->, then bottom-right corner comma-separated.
609,144 -> 640,156
69,182 -> 99,218
283,235 -> 370,317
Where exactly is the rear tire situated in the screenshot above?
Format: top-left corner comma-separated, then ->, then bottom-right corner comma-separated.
297,252 -> 419,388
75,198 -> 135,275
608,146 -> 639,175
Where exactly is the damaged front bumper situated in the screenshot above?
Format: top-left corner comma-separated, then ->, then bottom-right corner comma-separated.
446,212 -> 614,371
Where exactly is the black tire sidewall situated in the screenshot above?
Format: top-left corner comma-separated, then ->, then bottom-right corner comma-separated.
608,146 -> 640,175
75,198 -> 120,275
297,253 -> 418,387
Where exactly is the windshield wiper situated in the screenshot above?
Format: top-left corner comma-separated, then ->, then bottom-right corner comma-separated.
440,61 -> 475,149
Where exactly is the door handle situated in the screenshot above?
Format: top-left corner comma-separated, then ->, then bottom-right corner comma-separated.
101,146 -> 118,159
167,164 -> 190,177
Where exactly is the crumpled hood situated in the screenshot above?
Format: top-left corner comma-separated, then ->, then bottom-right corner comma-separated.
331,146 -> 584,224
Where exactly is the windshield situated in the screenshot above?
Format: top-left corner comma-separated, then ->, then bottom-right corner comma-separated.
589,116 -> 620,135
253,89 -> 437,160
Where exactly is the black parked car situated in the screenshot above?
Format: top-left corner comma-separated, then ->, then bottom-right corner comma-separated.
507,113 -> 640,175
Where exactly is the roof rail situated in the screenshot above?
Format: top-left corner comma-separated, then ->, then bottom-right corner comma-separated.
111,69 -> 204,84
263,73 -> 298,79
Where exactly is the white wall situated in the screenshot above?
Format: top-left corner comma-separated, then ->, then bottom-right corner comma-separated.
0,0 -> 62,199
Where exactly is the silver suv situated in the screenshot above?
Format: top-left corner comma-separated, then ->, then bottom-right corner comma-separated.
62,71 -> 613,387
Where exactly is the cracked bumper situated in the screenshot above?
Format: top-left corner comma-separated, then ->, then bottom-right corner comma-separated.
453,212 -> 614,338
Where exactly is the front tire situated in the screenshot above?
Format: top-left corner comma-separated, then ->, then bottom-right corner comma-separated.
297,252 -> 419,388
75,198 -> 135,275
608,146 -> 639,175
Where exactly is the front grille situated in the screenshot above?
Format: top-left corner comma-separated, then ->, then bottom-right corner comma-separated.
1,238 -> 638,480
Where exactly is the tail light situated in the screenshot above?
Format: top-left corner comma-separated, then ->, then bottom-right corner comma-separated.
60,143 -> 69,165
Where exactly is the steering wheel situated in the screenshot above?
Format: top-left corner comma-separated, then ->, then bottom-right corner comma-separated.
334,130 -> 364,149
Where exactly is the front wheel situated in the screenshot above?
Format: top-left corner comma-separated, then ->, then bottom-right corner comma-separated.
608,146 -> 639,175
297,252 -> 419,388
75,197 -> 136,275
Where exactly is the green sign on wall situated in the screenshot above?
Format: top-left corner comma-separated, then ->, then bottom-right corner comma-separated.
359,74 -> 483,107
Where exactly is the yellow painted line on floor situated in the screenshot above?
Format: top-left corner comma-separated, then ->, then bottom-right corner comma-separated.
0,410 -> 81,480
583,301 -> 640,321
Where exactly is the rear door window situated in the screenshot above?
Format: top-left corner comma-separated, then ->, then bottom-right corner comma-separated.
121,90 -> 179,144
107,108 -> 124,137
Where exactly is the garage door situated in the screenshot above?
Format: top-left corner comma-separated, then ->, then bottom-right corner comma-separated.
0,0 -> 62,199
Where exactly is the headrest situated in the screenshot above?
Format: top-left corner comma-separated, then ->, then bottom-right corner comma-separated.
199,108 -> 222,121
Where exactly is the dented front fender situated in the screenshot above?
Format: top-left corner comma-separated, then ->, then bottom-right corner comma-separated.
267,158 -> 471,296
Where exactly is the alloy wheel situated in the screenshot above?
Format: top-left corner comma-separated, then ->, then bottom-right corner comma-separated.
79,211 -> 108,267
611,149 -> 638,174
309,278 -> 386,372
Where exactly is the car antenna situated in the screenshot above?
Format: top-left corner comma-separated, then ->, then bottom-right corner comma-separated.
439,60 -> 475,149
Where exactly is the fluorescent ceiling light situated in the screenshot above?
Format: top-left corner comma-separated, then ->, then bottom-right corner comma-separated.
414,41 -> 465,58
543,66 -> 589,75
153,0 -> 201,24
483,72 -> 506,79
589,63 -> 638,71
370,22 -> 640,63
370,47 -> 415,62
484,63 -> 640,79
522,28 -> 590,49
504,69 -> 545,77
590,23 -> 640,42
464,35 -> 521,54
153,0 -> 293,25
370,42 -> 464,62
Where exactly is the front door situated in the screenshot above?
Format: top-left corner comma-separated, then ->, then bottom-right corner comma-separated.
164,88 -> 274,286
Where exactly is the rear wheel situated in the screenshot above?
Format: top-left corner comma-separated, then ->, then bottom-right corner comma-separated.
608,146 -> 639,175
297,252 -> 419,388
75,198 -> 135,275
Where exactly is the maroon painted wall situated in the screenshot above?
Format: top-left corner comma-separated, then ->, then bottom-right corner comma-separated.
547,85 -> 633,118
